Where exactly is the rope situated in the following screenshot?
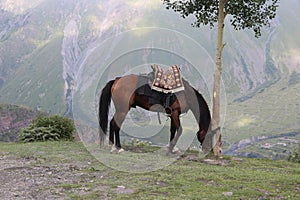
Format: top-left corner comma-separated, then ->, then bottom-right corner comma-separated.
157,112 -> 162,124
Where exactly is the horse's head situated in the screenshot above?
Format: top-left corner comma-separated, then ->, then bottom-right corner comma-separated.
196,129 -> 212,153
197,127 -> 222,154
196,130 -> 207,145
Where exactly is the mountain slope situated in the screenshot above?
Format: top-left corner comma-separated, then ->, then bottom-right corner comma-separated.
0,0 -> 299,157
0,104 -> 41,141
1,1 -> 299,109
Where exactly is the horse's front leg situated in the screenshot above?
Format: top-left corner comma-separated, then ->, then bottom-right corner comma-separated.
167,111 -> 182,155
169,117 -> 180,154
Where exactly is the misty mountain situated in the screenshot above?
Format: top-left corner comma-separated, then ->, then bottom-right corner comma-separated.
0,0 -> 299,157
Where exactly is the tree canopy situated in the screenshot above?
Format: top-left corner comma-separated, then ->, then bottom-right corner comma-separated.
163,0 -> 279,37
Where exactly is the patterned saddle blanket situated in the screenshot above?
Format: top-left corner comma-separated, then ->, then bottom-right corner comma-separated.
150,64 -> 184,93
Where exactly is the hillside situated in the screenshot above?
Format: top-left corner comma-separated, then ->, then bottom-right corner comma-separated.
0,104 -> 41,142
0,0 -> 299,158
1,1 -> 300,111
0,141 -> 299,199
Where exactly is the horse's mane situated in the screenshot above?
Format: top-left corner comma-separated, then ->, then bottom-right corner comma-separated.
183,79 -> 211,131
193,87 -> 211,131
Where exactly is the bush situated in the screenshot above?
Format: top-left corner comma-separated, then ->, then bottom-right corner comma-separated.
19,114 -> 75,142
288,144 -> 300,163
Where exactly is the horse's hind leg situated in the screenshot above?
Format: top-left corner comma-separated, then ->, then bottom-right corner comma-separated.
109,118 -> 116,145
109,118 -> 117,153
110,111 -> 128,153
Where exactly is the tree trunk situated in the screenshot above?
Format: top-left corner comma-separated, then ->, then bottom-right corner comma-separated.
212,0 -> 226,158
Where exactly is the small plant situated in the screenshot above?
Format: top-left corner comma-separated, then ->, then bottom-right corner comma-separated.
288,144 -> 300,163
18,114 -> 75,142
129,138 -> 152,148
122,138 -> 156,153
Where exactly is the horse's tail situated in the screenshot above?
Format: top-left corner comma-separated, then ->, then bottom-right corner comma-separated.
99,79 -> 115,146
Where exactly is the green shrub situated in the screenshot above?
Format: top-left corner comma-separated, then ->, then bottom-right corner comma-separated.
19,114 -> 75,142
19,126 -> 60,142
288,144 -> 300,163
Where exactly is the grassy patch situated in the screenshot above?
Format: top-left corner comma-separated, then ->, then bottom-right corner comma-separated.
225,78 -> 300,141
0,141 -> 299,199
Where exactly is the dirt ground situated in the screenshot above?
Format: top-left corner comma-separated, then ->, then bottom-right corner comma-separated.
0,152 -> 229,200
0,154 -> 117,200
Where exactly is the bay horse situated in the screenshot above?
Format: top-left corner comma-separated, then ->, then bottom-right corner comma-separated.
98,67 -> 211,154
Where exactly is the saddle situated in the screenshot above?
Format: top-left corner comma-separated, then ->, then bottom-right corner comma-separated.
135,65 -> 184,114
150,64 -> 184,93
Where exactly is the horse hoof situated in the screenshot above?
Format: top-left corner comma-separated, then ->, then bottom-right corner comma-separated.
172,146 -> 180,153
118,148 -> 125,154
110,145 -> 118,153
166,145 -> 180,155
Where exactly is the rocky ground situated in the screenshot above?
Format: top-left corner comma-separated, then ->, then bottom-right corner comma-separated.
0,154 -> 113,199
1,142 -> 299,200
0,146 -> 229,200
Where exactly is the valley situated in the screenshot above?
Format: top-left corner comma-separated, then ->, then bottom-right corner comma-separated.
0,0 -> 299,159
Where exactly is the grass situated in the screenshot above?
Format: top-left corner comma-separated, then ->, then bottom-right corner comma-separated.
0,141 -> 299,199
